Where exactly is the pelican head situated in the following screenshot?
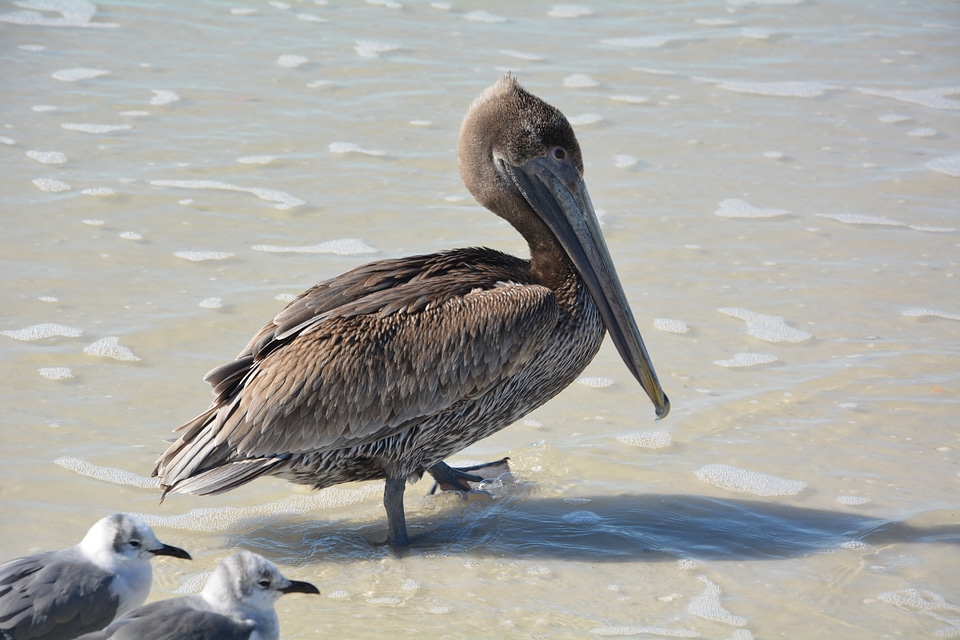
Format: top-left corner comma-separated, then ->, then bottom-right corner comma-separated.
458,75 -> 669,419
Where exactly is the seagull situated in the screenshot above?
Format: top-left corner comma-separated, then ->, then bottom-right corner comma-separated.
75,550 -> 319,640
0,513 -> 191,640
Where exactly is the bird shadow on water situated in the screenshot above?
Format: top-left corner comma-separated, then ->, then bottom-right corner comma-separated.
234,491 -> 960,565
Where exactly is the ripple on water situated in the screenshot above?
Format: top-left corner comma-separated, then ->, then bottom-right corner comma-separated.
173,250 -> 235,261
926,156 -> 960,177
712,79 -> 833,98
276,54 -> 308,68
547,5 -> 595,18
695,463 -> 807,496
328,141 -> 386,156
61,123 -> 132,134
353,40 -> 401,58
51,67 -> 109,81
251,238 -> 377,255
901,308 -> 960,321
857,86 -> 960,110
150,179 -> 305,209
719,307 -> 812,343
149,89 -> 180,105
714,198 -> 789,219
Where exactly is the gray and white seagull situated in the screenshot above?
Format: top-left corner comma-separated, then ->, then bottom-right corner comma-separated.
0,513 -> 191,640
75,550 -> 319,640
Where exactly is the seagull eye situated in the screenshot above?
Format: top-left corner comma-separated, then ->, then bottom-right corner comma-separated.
129,540 -> 141,548
257,579 -> 271,589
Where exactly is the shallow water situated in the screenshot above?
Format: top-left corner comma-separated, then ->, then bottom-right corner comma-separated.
2,1 -> 959,638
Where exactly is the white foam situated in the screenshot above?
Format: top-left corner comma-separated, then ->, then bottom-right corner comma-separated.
714,353 -> 777,368
697,18 -> 737,26
199,297 -> 223,309
547,5 -> 594,18
857,86 -> 960,110
61,123 -> 132,133
82,187 -> 116,195
39,367 -> 73,380
695,463 -> 806,496
836,495 -> 870,505
878,113 -> 910,123
715,198 -> 788,219
816,212 -> 904,226
353,40 -> 401,58
500,49 -> 543,61
741,27 -> 776,39
173,250 -> 235,261
118,231 -> 141,240
51,67 -> 109,81
277,54 -> 308,68
616,431 -> 672,449
230,7 -> 258,15
82,219 -> 105,226
714,80 -> 832,97
763,151 -> 784,159
569,113 -> 602,125
907,127 -> 937,137
32,104 -> 58,112
0,0 -> 117,27
0,136 -> 15,145
1,323 -> 82,341
576,376 -> 614,388
464,9 -> 505,22
238,155 -> 278,165
603,35 -> 675,48
589,627 -> 699,638
901,308 -> 960,321
149,89 -> 180,105
564,73 -> 598,88
654,318 -> 689,334
728,0 -> 804,5
562,510 -> 602,525
83,336 -> 141,361
54,456 -> 157,488
296,12 -> 327,22
251,238 -> 377,255
878,588 -> 960,636
718,307 -> 812,343
688,576 -> 747,626
150,179 -> 305,209
926,156 -> 960,177
32,178 -> 71,192
609,94 -> 649,104
614,154 -> 639,168
328,141 -> 386,156
19,44 -> 46,51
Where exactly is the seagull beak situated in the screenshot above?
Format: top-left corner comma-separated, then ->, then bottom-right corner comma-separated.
281,579 -> 320,595
151,543 -> 192,560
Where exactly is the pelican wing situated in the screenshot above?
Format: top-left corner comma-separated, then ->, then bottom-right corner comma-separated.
155,249 -> 557,490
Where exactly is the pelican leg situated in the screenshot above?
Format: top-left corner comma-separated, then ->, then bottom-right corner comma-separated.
383,476 -> 410,546
427,457 -> 511,495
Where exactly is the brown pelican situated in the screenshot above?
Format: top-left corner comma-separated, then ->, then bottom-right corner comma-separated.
154,75 -> 670,546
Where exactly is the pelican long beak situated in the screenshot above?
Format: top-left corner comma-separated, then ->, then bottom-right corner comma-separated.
505,155 -> 670,419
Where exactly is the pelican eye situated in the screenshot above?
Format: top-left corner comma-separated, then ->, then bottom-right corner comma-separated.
552,147 -> 566,161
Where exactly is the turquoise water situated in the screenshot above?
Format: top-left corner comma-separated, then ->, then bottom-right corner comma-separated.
2,1 -> 958,637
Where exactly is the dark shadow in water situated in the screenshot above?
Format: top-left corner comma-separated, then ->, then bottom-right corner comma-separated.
235,491 -> 960,564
